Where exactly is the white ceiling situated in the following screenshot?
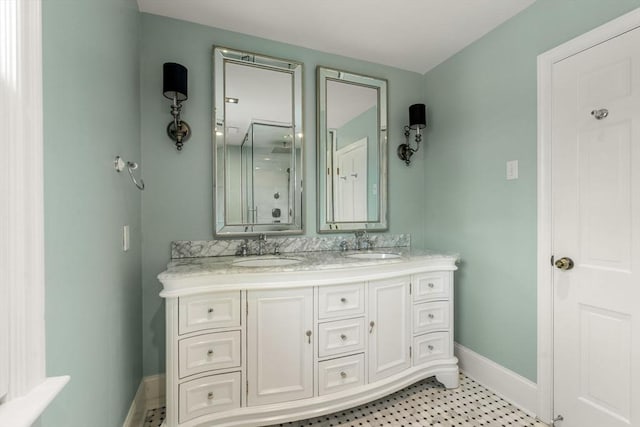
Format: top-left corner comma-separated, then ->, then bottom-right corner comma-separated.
137,0 -> 535,74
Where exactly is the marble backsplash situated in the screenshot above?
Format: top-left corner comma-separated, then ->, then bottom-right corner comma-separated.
171,234 -> 410,259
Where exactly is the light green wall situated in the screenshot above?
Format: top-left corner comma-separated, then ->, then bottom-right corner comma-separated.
422,0 -> 640,381
140,13 -> 426,375
41,0 -> 142,425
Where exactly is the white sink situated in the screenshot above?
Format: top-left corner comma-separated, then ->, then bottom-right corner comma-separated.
345,252 -> 402,260
232,256 -> 303,267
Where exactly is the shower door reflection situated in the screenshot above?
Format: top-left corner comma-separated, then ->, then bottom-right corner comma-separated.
230,121 -> 295,227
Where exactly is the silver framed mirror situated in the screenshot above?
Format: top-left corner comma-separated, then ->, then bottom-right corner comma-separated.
213,46 -> 303,237
317,67 -> 388,233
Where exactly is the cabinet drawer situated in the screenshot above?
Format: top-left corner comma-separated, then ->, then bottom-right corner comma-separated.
178,371 -> 241,423
179,291 -> 241,334
178,331 -> 241,378
413,273 -> 450,302
318,353 -> 365,396
318,317 -> 365,358
318,283 -> 365,319
413,332 -> 451,366
413,301 -> 450,334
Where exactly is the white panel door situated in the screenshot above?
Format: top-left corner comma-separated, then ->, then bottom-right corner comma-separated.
368,276 -> 410,382
247,288 -> 313,406
551,26 -> 640,427
335,138 -> 367,222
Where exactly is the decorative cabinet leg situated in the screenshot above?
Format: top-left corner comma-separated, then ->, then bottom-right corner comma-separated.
436,370 -> 460,389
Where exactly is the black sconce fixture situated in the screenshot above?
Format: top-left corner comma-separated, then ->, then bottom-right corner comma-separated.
397,103 -> 427,166
163,62 -> 191,150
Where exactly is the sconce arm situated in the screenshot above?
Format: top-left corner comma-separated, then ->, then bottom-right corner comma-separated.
398,125 -> 421,166
166,95 -> 191,151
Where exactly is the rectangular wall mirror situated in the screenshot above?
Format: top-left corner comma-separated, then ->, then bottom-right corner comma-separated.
213,46 -> 303,237
317,67 -> 388,232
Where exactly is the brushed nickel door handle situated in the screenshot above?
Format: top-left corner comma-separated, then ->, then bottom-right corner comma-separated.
555,257 -> 574,270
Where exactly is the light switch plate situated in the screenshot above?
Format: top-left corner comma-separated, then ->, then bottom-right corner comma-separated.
506,160 -> 519,180
122,225 -> 130,252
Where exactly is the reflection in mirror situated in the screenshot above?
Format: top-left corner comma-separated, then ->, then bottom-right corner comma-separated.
213,47 -> 303,237
317,67 -> 387,232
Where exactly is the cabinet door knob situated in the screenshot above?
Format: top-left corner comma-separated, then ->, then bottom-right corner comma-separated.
369,321 -> 375,333
340,371 -> 347,379
207,391 -> 214,400
207,349 -> 214,356
207,308 -> 214,314
428,283 -> 434,288
340,334 -> 347,341
306,330 -> 312,344
428,345 -> 434,351
340,297 -> 347,303
428,313 -> 435,319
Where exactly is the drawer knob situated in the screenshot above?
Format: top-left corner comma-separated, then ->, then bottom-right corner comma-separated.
428,344 -> 434,351
207,391 -> 214,400
340,371 -> 347,379
207,349 -> 214,356
340,297 -> 347,303
340,334 -> 347,341
428,313 -> 435,319
207,308 -> 214,314
428,283 -> 434,288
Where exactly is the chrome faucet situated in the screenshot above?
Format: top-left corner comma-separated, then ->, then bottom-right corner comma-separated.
354,231 -> 373,250
236,239 -> 249,256
257,233 -> 267,255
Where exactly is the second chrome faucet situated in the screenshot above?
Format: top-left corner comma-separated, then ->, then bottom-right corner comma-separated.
235,234 -> 279,256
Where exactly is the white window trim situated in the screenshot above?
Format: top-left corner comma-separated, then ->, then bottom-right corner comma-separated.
0,0 -> 69,425
536,7 -> 640,424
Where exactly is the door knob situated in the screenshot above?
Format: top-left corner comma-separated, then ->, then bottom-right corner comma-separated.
555,257 -> 574,270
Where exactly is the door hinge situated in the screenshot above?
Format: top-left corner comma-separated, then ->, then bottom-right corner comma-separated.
409,346 -> 412,358
246,300 -> 248,317
550,255 -> 555,266
409,282 -> 412,295
246,380 -> 249,397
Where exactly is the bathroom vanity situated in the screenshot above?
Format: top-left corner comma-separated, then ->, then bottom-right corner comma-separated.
158,249 -> 458,427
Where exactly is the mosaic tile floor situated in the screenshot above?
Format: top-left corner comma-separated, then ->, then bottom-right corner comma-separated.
143,374 -> 548,427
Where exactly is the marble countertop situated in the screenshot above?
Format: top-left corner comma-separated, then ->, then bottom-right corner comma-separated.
158,248 -> 459,297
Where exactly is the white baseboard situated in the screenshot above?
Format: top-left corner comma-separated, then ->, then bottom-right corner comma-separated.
143,374 -> 166,411
454,343 -> 538,417
123,374 -> 166,427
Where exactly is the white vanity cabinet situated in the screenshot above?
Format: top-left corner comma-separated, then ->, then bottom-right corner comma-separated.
159,252 -> 458,427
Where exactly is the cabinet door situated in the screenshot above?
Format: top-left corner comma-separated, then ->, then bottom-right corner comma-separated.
368,276 -> 411,382
247,288 -> 314,406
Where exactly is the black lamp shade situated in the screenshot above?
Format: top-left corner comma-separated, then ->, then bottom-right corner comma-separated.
163,62 -> 188,101
409,103 -> 426,129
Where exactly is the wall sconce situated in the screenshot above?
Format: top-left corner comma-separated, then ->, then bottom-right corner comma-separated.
163,62 -> 191,151
397,103 -> 426,166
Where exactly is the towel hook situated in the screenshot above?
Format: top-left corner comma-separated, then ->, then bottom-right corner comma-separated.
114,156 -> 145,191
